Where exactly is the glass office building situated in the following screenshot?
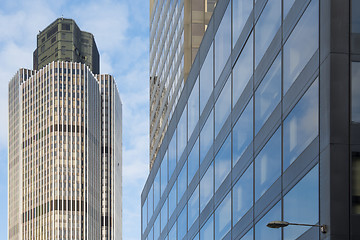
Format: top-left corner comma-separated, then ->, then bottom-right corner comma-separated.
142,0 -> 360,239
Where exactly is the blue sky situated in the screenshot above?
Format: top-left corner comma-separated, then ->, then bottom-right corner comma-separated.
0,0 -> 150,239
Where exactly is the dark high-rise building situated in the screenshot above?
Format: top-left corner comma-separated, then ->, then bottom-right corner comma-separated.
33,18 -> 100,74
142,0 -> 360,239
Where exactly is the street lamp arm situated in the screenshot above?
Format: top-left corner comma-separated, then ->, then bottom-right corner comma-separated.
266,221 -> 327,234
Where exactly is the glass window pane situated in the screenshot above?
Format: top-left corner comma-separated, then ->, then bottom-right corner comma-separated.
193,233 -> 199,240
178,161 -> 187,203
154,170 -> 160,209
255,127 -> 281,201
284,0 -> 296,18
148,185 -> 154,220
215,3 -> 231,83
255,54 -> 281,134
200,162 -> 214,211
188,78 -> 199,138
169,133 -> 177,178
169,181 -> 177,219
200,214 -> 214,240
232,0 -> 253,47
255,0 -> 281,67
178,205 -> 187,240
352,152 -> 360,214
215,76 -> 231,136
161,154 -> 168,196
284,165 -> 319,240
154,213 -> 160,240
188,186 -> 199,230
142,198 -> 147,233
283,79 -> 319,170
148,226 -> 154,240
240,228 -> 253,240
233,164 -> 253,225
233,99 -> 253,166
200,43 -> 214,114
255,201 -> 281,240
215,134 -> 231,191
169,221 -> 176,240
188,138 -> 199,185
178,107 -> 187,160
352,0 -> 360,33
283,0 -> 319,93
161,199 -> 168,232
233,33 -> 253,105
215,192 -> 231,240
352,62 -> 360,122
200,110 -> 214,163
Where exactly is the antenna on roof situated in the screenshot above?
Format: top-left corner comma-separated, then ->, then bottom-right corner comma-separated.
61,14 -> 64,20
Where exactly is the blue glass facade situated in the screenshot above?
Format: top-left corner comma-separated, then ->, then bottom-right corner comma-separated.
143,0 -> 360,239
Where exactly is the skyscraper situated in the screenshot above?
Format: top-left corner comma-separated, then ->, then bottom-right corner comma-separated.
149,0 -> 218,168
8,18 -> 122,240
142,0 -> 360,239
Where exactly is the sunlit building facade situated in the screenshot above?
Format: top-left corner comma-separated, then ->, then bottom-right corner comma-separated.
149,0 -> 218,168
8,19 -> 122,240
142,0 -> 360,239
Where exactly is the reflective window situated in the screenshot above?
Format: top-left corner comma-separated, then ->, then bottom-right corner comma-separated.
161,199 -> 168,232
200,162 -> 214,211
255,127 -> 281,201
352,0 -> 360,33
255,54 -> 281,134
169,181 -> 177,218
148,184 -> 154,220
215,76 -> 231,136
200,214 -> 214,240
284,165 -> 319,240
352,153 -> 360,214
283,80 -> 319,170
240,228 -> 253,240
215,3 -> 231,83
352,62 -> 360,122
178,161 -> 187,203
233,99 -> 253,166
255,0 -> 281,67
169,133 -> 177,178
188,186 -> 199,230
215,134 -> 231,191
193,233 -> 199,240
233,33 -> 253,105
232,0 -> 253,47
169,221 -> 176,240
154,214 -> 160,240
188,139 -> 199,185
148,226 -> 154,240
255,201 -> 281,240
200,43 -> 214,114
178,107 -> 187,160
178,205 -> 187,240
284,0 -> 296,18
215,192 -> 231,239
161,154 -> 168,196
154,170 -> 160,209
142,198 -> 147,233
283,0 -> 319,93
200,110 -> 214,163
188,78 -> 199,138
233,164 -> 253,225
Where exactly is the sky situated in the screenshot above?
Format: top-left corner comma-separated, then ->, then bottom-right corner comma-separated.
0,0 -> 150,239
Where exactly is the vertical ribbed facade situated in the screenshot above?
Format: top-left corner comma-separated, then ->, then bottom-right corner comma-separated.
96,74 -> 122,240
8,62 -> 106,239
